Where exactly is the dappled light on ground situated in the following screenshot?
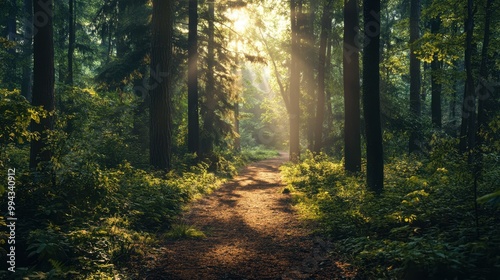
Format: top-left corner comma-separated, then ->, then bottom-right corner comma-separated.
133,153 -> 352,279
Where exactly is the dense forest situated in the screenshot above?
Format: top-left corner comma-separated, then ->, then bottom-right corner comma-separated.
1,0 -> 499,279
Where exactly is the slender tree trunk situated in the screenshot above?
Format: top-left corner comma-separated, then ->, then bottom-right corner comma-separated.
343,0 -> 361,172
188,0 -> 200,154
259,27 -> 290,111
21,0 -> 33,101
459,0 -> 475,154
30,0 -> 55,169
5,0 -> 17,90
290,0 -> 301,162
477,0 -> 493,146
450,59 -> 461,127
314,0 -> 333,153
363,0 -> 383,193
66,0 -> 75,85
234,42 -> 241,152
303,1 -> 316,151
234,97 -> 240,151
409,0 -> 421,153
325,36 -> 334,133
430,16 -> 442,128
149,0 -> 173,170
56,0 -> 65,84
201,0 -> 216,156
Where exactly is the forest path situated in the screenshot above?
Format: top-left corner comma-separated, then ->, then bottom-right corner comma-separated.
135,153 -> 350,279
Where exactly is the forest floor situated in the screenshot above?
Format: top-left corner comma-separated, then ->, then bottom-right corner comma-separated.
131,153 -> 356,280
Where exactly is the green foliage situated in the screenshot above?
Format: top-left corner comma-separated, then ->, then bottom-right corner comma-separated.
5,156 -> 224,279
241,146 -> 280,162
0,90 -> 38,143
0,85 -> 242,279
54,87 -> 148,169
0,89 -> 45,198
163,223 -> 206,240
477,190 -> 500,207
282,147 -> 500,279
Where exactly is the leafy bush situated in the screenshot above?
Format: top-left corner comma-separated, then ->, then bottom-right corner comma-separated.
281,148 -> 500,279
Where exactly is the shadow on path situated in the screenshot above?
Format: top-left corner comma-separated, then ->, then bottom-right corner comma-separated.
134,153 -> 349,280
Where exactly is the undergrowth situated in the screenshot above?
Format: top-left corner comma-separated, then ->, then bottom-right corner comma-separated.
0,89 -> 279,279
281,146 -> 500,279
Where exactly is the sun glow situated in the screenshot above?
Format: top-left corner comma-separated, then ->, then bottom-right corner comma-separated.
227,8 -> 249,33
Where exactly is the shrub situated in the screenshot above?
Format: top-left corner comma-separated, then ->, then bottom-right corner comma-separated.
281,150 -> 500,279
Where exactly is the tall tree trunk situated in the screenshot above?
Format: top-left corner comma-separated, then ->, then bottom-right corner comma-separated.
201,0 -> 216,156
30,0 -> 55,169
234,43 -> 241,152
66,0 -> 75,85
363,0 -> 383,193
21,0 -> 33,101
187,0 -> 200,154
149,0 -> 173,170
234,97 -> 240,151
477,0 -> 493,147
290,0 -> 301,162
303,1 -> 316,151
459,0 -> 475,154
343,0 -> 361,172
325,36 -> 334,133
314,0 -> 333,153
430,16 -> 442,128
55,0 -> 65,84
409,0 -> 421,153
5,0 -> 17,90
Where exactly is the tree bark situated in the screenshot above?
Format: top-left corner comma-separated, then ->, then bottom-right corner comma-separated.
149,0 -> 174,170
30,0 -> 55,169
188,0 -> 200,154
325,36 -> 334,133
21,0 -> 33,101
459,0 -> 475,154
314,0 -> 333,153
66,0 -> 75,85
201,0 -> 216,156
477,0 -> 493,145
362,0 -> 383,193
5,0 -> 17,90
303,1 -> 316,151
290,0 -> 301,162
430,16 -> 442,128
343,0 -> 361,172
409,0 -> 421,153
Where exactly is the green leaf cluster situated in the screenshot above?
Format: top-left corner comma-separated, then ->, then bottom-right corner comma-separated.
281,146 -> 500,279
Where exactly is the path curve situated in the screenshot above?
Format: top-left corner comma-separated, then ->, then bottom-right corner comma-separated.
135,153 -> 346,279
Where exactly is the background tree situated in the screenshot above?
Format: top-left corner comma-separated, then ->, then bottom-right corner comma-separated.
66,0 -> 75,85
314,0 -> 333,153
149,0 -> 173,170
188,0 -> 200,155
430,14 -> 442,128
363,0 -> 383,193
30,0 -> 55,169
201,0 -> 217,156
409,0 -> 421,153
343,0 -> 361,172
459,0 -> 475,155
289,0 -> 301,162
3,0 -> 17,90
476,0 -> 493,150
21,0 -> 33,101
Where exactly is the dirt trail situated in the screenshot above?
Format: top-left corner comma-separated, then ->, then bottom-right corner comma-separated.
135,153 -> 348,279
